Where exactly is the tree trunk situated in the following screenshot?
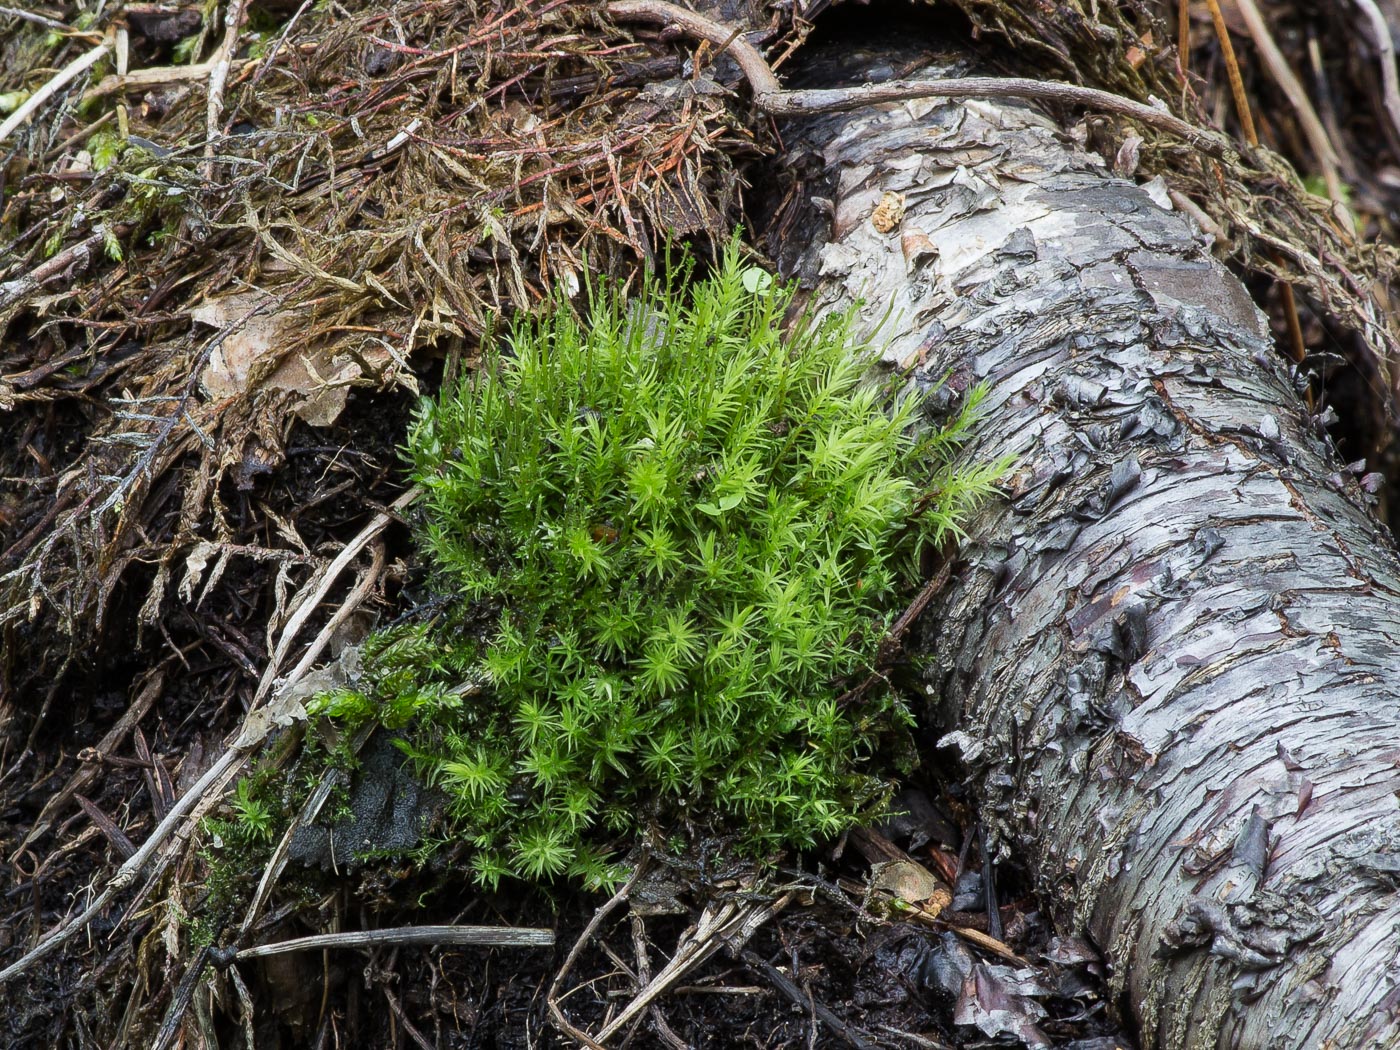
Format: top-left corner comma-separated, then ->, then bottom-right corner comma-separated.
773,47 -> 1400,1050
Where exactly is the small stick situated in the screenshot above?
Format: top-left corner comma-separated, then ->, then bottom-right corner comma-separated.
1202,0 -> 1259,147
741,949 -> 876,1050
1354,0 -> 1400,152
9,666 -> 164,858
254,487 -> 419,707
239,566 -> 385,943
150,947 -> 213,1050
607,0 -> 1232,157
548,859 -> 649,1046
0,6 -> 99,35
83,59 -> 229,102
1167,188 -> 1229,246
204,0 -> 250,178
0,504 -> 401,984
1232,0 -> 1345,206
42,110 -> 115,162
0,228 -> 108,314
1177,0 -> 1191,80
0,39 -> 111,145
236,925 -> 556,959
0,740 -> 249,983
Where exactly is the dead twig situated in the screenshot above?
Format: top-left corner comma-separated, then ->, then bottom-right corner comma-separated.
204,0 -> 250,178
0,491 -> 409,985
0,38 -> 112,145
740,949 -> 875,1050
150,946 -> 213,1050
1353,0 -> 1400,151
0,229 -> 109,316
1232,0 -> 1346,208
73,794 -> 137,860
607,0 -> 1232,156
381,984 -> 435,1050
548,858 -> 650,1047
234,925 -> 555,959
234,541 -> 387,941
1203,0 -> 1259,147
594,893 -> 792,1043
83,58 -> 236,103
253,486 -> 419,707
7,667 -> 164,855
0,734 -> 255,984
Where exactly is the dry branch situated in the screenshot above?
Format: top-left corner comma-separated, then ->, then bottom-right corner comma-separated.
0,38 -> 111,145
607,0 -> 1231,155
235,924 -> 556,958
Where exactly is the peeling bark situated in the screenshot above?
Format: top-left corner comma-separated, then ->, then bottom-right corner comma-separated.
775,50 -> 1400,1050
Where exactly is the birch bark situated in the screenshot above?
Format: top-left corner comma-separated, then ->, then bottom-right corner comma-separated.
773,51 -> 1400,1050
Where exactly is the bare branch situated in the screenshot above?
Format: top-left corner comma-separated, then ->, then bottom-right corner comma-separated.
607,0 -> 1232,157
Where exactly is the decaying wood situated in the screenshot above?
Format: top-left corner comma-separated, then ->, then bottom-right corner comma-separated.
777,44 -> 1400,1050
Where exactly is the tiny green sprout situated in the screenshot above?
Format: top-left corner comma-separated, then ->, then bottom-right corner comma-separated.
231,778 -> 274,842
89,131 -> 122,172
173,33 -> 202,65
318,240 -> 1000,887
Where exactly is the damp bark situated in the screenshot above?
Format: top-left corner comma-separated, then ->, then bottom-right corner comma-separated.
772,47 -> 1400,1050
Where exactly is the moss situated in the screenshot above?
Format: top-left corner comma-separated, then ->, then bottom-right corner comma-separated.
312,243 -> 1001,888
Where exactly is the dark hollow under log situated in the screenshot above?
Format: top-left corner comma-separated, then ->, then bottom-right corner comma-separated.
771,44 -> 1400,1050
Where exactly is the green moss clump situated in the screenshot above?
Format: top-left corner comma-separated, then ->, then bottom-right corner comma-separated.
313,245 -> 998,889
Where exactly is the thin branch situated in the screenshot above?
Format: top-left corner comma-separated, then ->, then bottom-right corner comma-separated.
253,486 -> 419,707
0,229 -> 107,313
548,858 -> 649,1047
1353,0 -> 1400,151
594,894 -> 790,1042
1178,0 -> 1191,80
741,949 -> 876,1050
1232,0 -> 1345,206
83,58 -> 230,103
237,546 -> 387,941
1203,0 -> 1259,147
235,925 -> 555,959
205,0 -> 250,177
0,492 -> 410,985
0,5 -> 96,35
0,740 -> 247,984
607,0 -> 1232,157
0,39 -> 110,146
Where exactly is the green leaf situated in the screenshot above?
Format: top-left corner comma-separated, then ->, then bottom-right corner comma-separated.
740,266 -> 773,294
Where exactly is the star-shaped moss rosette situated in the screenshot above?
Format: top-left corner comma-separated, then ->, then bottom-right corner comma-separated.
311,243 -> 1001,889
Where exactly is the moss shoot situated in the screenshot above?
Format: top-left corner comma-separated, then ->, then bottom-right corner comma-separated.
311,246 -> 999,889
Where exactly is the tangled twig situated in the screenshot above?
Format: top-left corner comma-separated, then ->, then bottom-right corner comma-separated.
607,0 -> 1233,156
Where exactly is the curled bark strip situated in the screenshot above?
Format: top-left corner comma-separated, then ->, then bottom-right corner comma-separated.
779,46 -> 1400,1050
607,0 -> 1231,156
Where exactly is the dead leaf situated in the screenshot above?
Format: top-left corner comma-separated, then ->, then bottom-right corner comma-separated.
871,859 -> 952,914
871,190 -> 906,233
191,290 -> 395,426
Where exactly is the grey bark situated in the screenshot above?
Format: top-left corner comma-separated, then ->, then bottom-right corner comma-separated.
775,52 -> 1400,1050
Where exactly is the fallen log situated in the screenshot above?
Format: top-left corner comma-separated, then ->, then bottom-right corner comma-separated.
773,41 -> 1400,1050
